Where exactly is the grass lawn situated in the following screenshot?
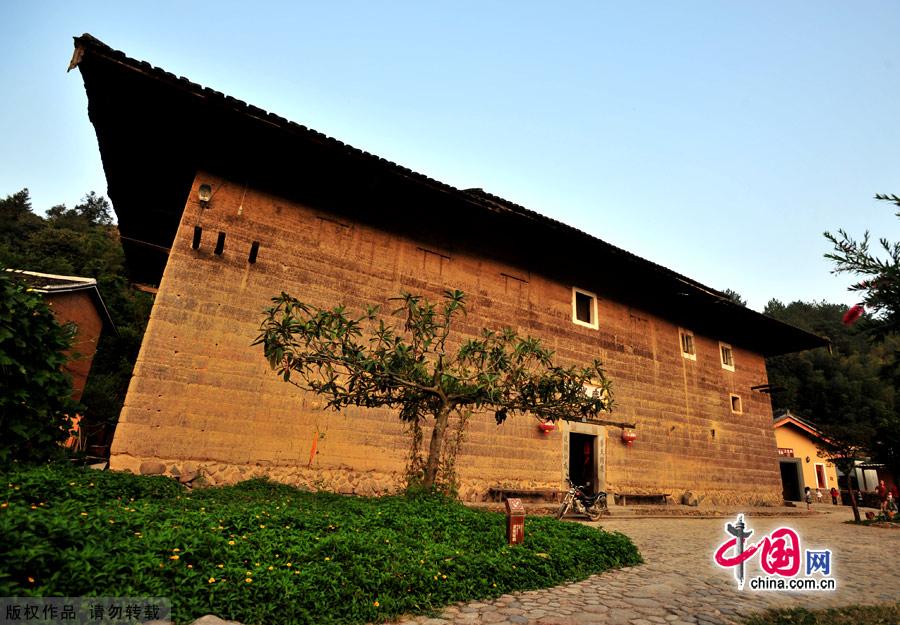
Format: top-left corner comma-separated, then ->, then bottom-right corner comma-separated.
745,604 -> 900,625
1,463 -> 641,625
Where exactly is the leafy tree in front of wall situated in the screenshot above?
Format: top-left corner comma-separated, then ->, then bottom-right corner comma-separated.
0,189 -> 153,453
0,270 -> 80,464
257,289 -> 617,492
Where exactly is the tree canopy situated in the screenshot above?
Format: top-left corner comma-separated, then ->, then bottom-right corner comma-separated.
257,290 -> 616,491
825,193 -> 900,338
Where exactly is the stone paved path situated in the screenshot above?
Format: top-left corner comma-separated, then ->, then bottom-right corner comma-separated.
390,505 -> 900,625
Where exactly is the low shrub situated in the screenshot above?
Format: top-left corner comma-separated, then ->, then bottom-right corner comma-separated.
1,464 -> 641,625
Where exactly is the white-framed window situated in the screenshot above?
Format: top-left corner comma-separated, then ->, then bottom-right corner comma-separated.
730,394 -> 743,414
571,287 -> 598,329
719,342 -> 735,371
679,328 -> 696,360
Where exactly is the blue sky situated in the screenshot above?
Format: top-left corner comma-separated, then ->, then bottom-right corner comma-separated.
2,2 -> 898,311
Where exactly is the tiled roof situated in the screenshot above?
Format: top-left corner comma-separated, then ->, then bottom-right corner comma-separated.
70,33 -> 828,356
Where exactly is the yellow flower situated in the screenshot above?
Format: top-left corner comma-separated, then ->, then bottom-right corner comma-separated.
228,540 -> 235,545
80,512 -> 88,516
293,571 -> 300,575
442,575 -> 447,579
324,557 -> 330,561
30,505 -> 37,510
217,564 -> 224,569
169,555 -> 180,560
267,566 -> 274,571
433,576 -> 438,580
0,502 -> 7,508
245,578 -> 253,583
208,578 -> 216,584
285,562 -> 292,567
259,524 -> 266,529
27,577 -> 35,583
373,601 -> 380,607
187,565 -> 193,569
172,548 -> 181,552
255,562 -> 260,566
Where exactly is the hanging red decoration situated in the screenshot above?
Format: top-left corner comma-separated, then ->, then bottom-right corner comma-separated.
621,429 -> 637,446
842,304 -> 864,326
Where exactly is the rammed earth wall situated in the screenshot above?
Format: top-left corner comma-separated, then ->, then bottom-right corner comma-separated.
110,172 -> 782,505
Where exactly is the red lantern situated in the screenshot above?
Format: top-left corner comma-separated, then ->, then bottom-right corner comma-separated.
621,429 -> 637,446
538,421 -> 556,434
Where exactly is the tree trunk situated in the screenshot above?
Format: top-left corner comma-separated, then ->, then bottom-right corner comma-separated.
848,484 -> 861,523
422,405 -> 451,489
836,460 -> 862,523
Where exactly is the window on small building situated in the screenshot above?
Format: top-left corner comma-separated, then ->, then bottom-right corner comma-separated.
572,288 -> 598,329
679,329 -> 696,360
730,394 -> 742,414
720,342 -> 735,371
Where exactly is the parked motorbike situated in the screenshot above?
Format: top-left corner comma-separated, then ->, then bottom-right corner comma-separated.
556,478 -> 608,521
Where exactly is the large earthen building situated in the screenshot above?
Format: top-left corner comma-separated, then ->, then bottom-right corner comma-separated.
71,34 -> 826,504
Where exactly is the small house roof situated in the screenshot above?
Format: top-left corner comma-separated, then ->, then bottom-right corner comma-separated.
8,269 -> 117,334
773,410 -> 832,444
69,33 -> 827,357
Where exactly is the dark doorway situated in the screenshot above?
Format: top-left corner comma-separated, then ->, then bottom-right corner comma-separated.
779,460 -> 802,501
569,433 -> 596,494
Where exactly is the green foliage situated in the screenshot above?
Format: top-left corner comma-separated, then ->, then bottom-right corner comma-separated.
765,300 -> 899,482
0,271 -> 79,464
824,193 -> 900,338
722,288 -> 747,307
257,290 -> 614,490
0,464 -> 642,625
744,604 -> 900,625
0,189 -> 153,447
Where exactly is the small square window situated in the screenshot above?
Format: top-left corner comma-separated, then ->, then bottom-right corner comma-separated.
572,288 -> 598,329
679,329 -> 696,360
720,342 -> 735,371
730,394 -> 742,414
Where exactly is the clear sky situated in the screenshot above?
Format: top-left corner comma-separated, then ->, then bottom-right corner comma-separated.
2,2 -> 898,311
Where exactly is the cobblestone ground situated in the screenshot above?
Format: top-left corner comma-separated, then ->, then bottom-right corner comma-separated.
390,505 -> 900,625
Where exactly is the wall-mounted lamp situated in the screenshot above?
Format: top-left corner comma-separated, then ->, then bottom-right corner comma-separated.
805,456 -> 811,463
198,183 -> 212,208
